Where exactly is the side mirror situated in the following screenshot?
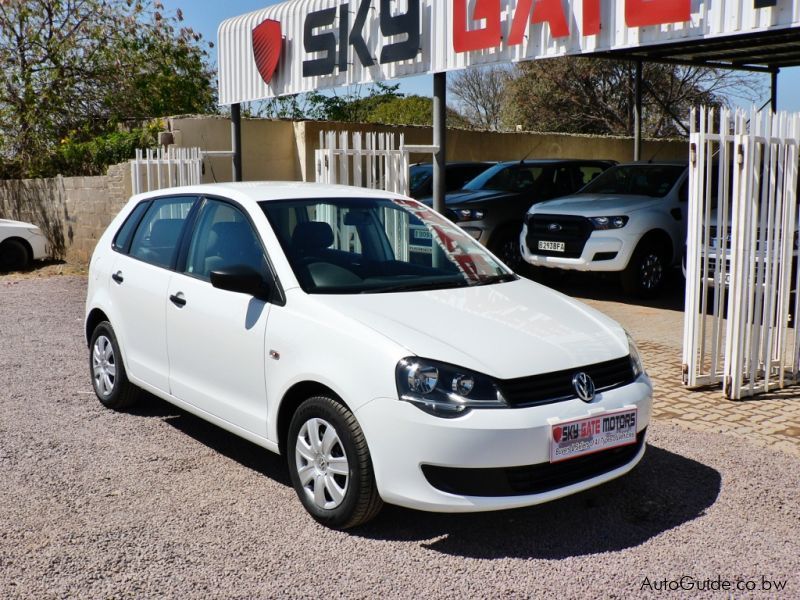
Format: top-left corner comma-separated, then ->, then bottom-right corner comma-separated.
210,266 -> 271,301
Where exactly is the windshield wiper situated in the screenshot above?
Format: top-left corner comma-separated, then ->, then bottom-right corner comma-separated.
473,273 -> 518,286
363,280 -> 472,294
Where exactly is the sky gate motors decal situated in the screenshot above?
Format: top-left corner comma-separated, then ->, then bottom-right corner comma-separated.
454,0 -> 691,52
550,408 -> 638,462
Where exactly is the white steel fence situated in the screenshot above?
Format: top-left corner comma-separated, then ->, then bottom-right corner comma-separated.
682,107 -> 800,399
130,147 -> 203,196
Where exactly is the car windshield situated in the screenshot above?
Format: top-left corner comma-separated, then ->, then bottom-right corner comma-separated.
409,165 -> 432,192
579,164 -> 685,198
260,197 -> 516,294
463,163 -> 544,192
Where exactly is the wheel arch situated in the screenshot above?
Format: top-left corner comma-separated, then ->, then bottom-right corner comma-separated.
276,381 -> 346,456
636,229 -> 675,265
85,308 -> 110,347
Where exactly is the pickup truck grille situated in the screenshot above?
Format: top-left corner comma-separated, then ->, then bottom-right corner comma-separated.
526,214 -> 593,259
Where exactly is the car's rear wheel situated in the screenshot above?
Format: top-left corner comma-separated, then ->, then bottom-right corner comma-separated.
288,396 -> 382,529
0,239 -> 29,272
89,322 -> 139,410
622,243 -> 667,298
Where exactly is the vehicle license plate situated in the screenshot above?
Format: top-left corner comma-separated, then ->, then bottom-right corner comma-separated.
550,408 -> 638,463
413,229 -> 432,240
538,240 -> 565,252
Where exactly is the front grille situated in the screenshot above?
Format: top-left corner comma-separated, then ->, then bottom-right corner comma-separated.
422,428 -> 646,497
526,214 -> 593,258
498,355 -> 635,408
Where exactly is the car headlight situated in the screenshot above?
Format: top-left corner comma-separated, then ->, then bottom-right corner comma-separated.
395,357 -> 507,417
590,216 -> 628,230
452,208 -> 486,222
627,333 -> 645,378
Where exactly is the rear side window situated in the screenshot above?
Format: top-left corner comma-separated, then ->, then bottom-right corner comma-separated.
577,165 -> 606,186
112,201 -> 150,253
129,196 -> 196,269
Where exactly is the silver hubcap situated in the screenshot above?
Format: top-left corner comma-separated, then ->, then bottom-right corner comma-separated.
640,254 -> 663,290
92,335 -> 116,397
295,418 -> 349,510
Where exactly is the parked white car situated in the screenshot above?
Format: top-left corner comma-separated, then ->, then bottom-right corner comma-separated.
0,219 -> 47,271
85,183 -> 652,528
521,162 -> 689,297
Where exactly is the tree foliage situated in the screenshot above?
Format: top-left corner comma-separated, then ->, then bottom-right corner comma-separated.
448,66 -> 510,131
0,0 -> 215,178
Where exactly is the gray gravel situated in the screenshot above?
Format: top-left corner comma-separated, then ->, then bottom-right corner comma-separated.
1,275 -> 798,599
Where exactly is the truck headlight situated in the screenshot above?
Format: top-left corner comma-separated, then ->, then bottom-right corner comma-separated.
452,208 -> 486,222
590,216 -> 628,230
396,357 -> 507,417
627,333 -> 645,378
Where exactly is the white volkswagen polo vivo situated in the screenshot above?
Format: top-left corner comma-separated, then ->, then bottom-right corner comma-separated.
85,183 -> 652,529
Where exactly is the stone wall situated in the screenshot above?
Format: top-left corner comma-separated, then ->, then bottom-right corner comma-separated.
0,163 -> 131,264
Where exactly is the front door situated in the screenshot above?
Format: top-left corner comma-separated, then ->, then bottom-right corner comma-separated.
165,199 -> 271,436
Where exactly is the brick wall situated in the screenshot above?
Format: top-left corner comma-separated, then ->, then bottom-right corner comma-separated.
0,163 -> 131,264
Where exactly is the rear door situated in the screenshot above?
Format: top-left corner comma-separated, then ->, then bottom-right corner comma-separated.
108,195 -> 197,392
165,198 -> 272,435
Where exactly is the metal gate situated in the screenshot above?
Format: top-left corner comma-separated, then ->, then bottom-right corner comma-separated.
130,147 -> 203,195
315,130 -> 437,261
683,107 -> 800,399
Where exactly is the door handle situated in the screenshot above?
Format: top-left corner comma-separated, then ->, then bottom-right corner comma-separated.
169,293 -> 187,308
111,271 -> 124,284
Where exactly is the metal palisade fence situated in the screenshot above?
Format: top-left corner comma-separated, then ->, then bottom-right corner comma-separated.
130,147 -> 203,196
683,107 -> 800,399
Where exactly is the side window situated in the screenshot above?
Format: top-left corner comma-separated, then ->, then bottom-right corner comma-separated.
129,196 -> 195,268
577,166 -> 605,186
186,200 -> 266,280
113,201 -> 150,253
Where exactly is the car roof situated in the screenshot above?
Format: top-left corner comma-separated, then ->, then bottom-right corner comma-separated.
131,182 -> 409,206
615,160 -> 688,167
496,159 -> 614,166
410,161 -> 495,168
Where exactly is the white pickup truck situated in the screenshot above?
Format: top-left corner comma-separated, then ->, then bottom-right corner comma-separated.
520,162 -> 688,297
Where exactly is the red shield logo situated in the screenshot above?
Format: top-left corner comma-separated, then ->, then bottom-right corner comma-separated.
252,19 -> 282,84
553,427 -> 562,443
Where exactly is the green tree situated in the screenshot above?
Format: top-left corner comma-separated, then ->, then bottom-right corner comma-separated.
367,96 -> 434,126
502,57 -> 763,137
0,0 -> 215,178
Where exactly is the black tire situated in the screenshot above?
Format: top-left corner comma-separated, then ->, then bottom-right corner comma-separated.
287,396 -> 382,529
0,239 -> 29,272
622,242 -> 667,298
489,227 -> 526,274
89,321 -> 139,410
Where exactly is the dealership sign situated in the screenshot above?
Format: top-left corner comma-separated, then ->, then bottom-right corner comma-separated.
218,0 -> 798,104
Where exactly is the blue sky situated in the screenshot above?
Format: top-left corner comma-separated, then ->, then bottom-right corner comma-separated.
161,0 -> 800,112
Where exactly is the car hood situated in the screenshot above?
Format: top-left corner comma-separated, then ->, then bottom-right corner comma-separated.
445,189 -> 516,205
316,279 -> 628,380
0,219 -> 36,229
531,194 -> 660,216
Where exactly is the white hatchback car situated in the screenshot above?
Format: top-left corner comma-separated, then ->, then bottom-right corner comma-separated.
85,183 -> 652,528
0,219 -> 47,271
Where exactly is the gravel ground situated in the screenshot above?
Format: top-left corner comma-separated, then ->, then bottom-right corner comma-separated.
1,276 -> 798,599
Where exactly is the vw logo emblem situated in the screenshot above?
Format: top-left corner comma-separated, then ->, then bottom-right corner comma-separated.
572,372 -> 595,403
547,223 -> 562,232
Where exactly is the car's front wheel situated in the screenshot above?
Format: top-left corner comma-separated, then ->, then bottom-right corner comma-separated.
89,322 -> 139,410
622,242 -> 667,298
288,396 -> 382,529
0,239 -> 30,272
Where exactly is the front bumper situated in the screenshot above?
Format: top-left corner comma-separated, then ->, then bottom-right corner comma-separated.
520,224 -> 633,272
355,374 -> 652,512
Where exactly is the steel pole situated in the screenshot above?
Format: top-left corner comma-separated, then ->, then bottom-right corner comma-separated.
771,69 -> 779,113
231,103 -> 243,182
433,72 -> 447,214
634,61 -> 643,162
